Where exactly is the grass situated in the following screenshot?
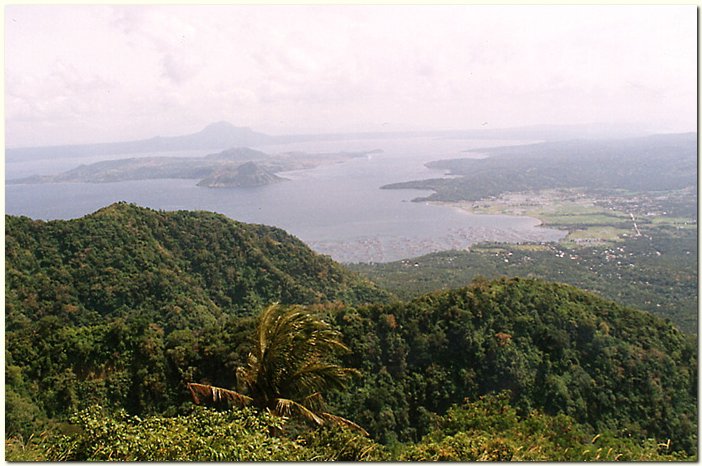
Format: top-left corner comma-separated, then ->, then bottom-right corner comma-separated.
446,190 -> 695,252
650,216 -> 696,227
510,244 -> 552,252
565,226 -> 629,242
537,212 -> 631,226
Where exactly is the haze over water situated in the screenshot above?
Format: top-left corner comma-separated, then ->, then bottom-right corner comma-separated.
5,137 -> 565,262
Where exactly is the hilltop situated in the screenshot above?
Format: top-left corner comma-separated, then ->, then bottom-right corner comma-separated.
197,161 -> 286,188
4,204 -> 697,459
332,277 -> 697,452
6,202 -> 390,328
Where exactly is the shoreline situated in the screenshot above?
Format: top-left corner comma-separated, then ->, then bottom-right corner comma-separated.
432,199 -> 554,230
427,189 -> 640,248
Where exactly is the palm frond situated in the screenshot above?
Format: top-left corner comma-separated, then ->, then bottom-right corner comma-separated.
288,363 -> 358,395
321,412 -> 370,436
250,304 -> 354,399
211,303 -> 368,436
301,392 -> 325,411
274,398 -> 326,426
187,383 -> 253,407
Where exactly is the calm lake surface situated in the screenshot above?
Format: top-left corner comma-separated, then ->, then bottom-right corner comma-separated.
6,137 -> 565,262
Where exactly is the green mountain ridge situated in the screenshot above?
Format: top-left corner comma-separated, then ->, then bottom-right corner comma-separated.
4,204 -> 697,459
332,277 -> 696,452
6,202 -> 390,329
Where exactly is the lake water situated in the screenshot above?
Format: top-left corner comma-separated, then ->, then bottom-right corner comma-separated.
5,136 -> 566,263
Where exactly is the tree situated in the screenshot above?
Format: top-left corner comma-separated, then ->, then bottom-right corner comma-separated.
188,303 -> 366,434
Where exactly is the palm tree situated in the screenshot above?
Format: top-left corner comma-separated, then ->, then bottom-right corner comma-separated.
187,303 -> 366,434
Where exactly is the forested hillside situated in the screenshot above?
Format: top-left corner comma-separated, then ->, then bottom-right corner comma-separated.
6,203 -> 389,436
5,205 -> 697,460
6,202 -> 390,327
350,226 -> 698,334
331,278 -> 697,453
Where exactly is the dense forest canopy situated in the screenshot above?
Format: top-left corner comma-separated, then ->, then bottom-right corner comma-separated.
5,204 -> 697,460
351,225 -> 697,334
6,202 -> 389,327
330,277 -> 697,452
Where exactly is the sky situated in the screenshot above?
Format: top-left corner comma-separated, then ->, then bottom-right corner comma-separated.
4,5 -> 697,147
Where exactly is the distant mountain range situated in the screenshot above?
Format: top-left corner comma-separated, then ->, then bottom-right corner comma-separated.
5,122 -> 272,162
6,121 -> 653,162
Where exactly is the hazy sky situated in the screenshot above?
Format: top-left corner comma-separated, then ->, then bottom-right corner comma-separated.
5,5 -> 697,147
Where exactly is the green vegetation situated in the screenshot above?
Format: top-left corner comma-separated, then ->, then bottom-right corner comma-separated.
45,406 -> 311,461
376,133 -> 696,335
10,394 -> 689,461
187,303 -> 364,432
564,226 -> 628,244
355,183 -> 698,335
399,392 -> 688,461
351,225 -> 697,333
6,202 -> 390,326
36,405 -> 384,461
332,278 -> 696,454
5,205 -> 697,460
5,203 -> 388,438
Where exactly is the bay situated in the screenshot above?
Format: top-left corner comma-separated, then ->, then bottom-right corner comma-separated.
5,136 -> 565,263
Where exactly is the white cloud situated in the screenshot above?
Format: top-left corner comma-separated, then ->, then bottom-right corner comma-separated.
4,4 -> 697,146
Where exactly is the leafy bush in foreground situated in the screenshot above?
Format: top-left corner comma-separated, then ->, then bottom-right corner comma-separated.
42,405 -> 385,462
45,406 -> 305,461
400,393 -> 692,462
24,396 -> 690,462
